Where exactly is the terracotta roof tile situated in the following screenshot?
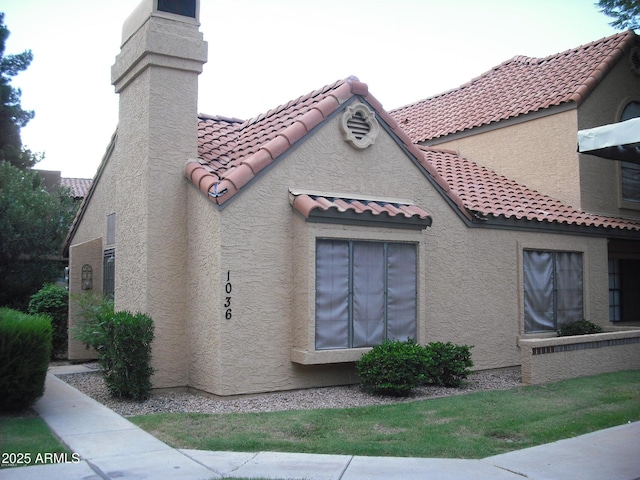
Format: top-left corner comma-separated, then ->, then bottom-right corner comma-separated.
421,146 -> 640,232
60,177 -> 92,199
390,31 -> 638,143
290,191 -> 432,228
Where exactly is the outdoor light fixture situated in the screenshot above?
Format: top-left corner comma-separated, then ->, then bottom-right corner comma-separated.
81,264 -> 93,290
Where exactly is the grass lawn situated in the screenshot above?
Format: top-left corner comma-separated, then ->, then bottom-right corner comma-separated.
131,370 -> 640,459
0,415 -> 73,469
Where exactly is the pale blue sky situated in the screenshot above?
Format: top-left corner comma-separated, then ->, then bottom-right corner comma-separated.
3,0 -> 620,177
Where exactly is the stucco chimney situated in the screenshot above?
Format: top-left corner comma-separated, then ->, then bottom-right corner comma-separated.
110,0 -> 207,388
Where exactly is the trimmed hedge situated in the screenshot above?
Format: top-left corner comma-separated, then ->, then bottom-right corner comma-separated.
0,308 -> 52,411
28,284 -> 69,359
356,339 -> 474,396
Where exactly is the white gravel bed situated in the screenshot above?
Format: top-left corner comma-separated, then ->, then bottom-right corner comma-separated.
57,367 -> 522,417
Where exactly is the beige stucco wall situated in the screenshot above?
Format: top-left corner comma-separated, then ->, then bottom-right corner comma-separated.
577,53 -> 640,218
185,101 -> 611,396
433,109 -> 582,209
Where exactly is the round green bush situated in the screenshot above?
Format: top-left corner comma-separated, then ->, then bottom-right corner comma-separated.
356,339 -> 428,397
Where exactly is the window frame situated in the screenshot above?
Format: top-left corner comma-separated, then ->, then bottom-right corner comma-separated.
523,249 -> 584,334
315,238 -> 418,350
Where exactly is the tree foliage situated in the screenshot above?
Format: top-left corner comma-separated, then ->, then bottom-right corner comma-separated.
597,0 -> 640,30
0,162 -> 76,310
0,12 -> 36,169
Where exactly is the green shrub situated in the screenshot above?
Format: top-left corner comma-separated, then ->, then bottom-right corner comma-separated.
0,308 -> 52,411
74,300 -> 154,401
424,342 -> 474,387
356,339 -> 429,397
28,284 -> 69,359
102,311 -> 155,401
558,320 -> 603,337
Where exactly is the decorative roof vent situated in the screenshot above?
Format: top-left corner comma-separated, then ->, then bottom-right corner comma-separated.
630,46 -> 640,77
340,103 -> 379,149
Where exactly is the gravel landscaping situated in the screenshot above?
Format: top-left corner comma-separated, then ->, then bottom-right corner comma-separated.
57,367 -> 522,417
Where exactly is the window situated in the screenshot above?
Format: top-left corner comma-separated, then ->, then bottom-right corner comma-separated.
103,249 -> 115,299
609,259 -> 621,321
523,250 -> 583,333
621,102 -> 640,202
315,240 -> 417,349
608,258 -> 640,322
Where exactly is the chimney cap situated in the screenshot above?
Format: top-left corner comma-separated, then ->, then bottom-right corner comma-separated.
121,0 -> 200,45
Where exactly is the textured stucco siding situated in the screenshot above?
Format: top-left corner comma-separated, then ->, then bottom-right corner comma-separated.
433,109 -> 582,209
578,55 -> 640,218
185,184 -> 223,392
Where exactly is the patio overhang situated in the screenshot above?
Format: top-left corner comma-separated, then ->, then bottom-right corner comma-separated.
577,117 -> 640,163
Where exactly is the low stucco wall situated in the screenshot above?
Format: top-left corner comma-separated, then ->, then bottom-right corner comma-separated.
518,330 -> 640,384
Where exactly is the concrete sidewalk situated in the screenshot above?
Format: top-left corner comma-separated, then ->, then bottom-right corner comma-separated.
2,365 -> 639,480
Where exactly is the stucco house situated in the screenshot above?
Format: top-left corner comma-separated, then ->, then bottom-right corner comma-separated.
64,0 -> 640,396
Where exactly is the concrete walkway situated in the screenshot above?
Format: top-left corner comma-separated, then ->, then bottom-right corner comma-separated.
2,364 -> 639,479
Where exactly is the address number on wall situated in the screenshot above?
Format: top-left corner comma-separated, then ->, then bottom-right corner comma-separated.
225,270 -> 232,320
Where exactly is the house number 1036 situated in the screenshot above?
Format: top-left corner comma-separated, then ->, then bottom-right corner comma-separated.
224,271 -> 232,320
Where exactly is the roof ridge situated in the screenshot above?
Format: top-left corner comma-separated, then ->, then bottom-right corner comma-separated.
198,113 -> 244,123
241,78 -> 350,128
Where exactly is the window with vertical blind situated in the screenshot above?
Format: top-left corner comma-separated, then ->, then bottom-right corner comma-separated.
315,239 -> 417,349
523,250 -> 583,333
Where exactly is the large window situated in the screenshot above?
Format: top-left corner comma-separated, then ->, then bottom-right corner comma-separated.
523,250 -> 583,333
315,240 -> 417,349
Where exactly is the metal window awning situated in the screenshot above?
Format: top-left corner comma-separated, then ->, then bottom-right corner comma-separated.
577,117 -> 640,163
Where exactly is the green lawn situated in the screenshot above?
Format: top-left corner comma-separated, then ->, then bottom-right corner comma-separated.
131,370 -> 640,459
0,416 -> 73,469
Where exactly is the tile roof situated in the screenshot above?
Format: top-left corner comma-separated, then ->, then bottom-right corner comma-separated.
188,77 -> 360,205
390,31 -> 639,143
422,146 -> 640,233
187,73 -> 640,236
186,76 -> 467,213
61,177 -> 93,199
289,190 -> 432,229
